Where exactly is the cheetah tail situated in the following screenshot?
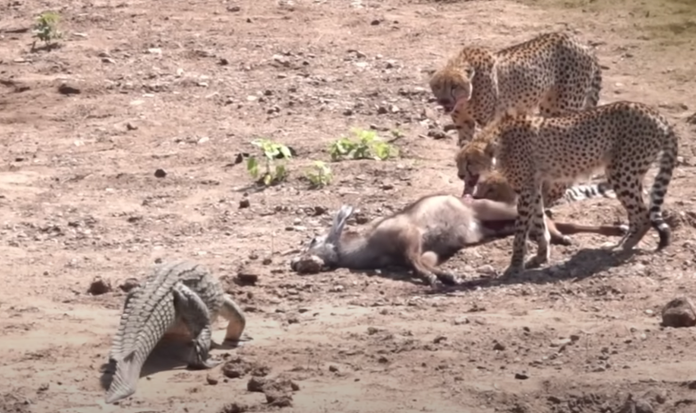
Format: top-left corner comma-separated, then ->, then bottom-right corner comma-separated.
648,128 -> 679,250
559,181 -> 616,205
586,63 -> 603,108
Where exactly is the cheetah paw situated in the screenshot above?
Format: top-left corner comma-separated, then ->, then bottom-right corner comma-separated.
502,265 -> 523,278
524,256 -> 548,270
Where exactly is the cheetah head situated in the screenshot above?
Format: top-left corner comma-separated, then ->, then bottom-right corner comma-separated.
455,137 -> 496,196
472,171 -> 517,204
429,63 -> 475,113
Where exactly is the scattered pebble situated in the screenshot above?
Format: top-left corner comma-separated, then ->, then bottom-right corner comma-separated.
154,169 -> 167,178
206,374 -> 219,385
236,269 -> 259,286
661,296 -> 696,328
88,276 -> 112,295
514,372 -> 529,380
118,278 -> 140,293
57,83 -> 81,95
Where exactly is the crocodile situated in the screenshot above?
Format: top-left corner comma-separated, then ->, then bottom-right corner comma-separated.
105,259 -> 247,404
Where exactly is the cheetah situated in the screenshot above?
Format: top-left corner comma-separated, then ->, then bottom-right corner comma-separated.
475,171 -> 627,246
460,101 -> 678,277
429,31 -> 603,146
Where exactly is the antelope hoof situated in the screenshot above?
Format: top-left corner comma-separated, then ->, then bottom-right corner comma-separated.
553,235 -> 572,246
600,241 -> 619,251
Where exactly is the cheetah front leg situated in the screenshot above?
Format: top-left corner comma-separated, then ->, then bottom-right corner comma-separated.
525,181 -> 551,269
503,182 -> 538,277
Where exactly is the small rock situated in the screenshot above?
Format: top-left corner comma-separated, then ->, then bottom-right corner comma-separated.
154,169 -> 167,178
329,365 -> 339,372
206,374 -> 219,385
376,106 -> 388,115
514,372 -> 529,380
251,365 -> 270,377
266,391 -> 293,408
493,341 -> 505,351
370,19 -> 381,25
661,296 -> 696,327
239,198 -> 250,209
227,5 -> 241,12
247,376 -> 267,392
218,402 -> 247,413
236,270 -> 259,286
551,338 -> 572,348
126,122 -> 138,131
119,277 -> 140,293
222,361 -> 247,379
433,335 -> 447,344
58,83 -> 81,95
88,276 -> 112,295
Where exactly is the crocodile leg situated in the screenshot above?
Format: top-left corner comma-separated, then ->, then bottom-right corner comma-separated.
219,294 -> 247,343
173,283 -> 220,370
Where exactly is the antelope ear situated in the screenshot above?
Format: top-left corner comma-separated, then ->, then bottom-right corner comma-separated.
327,205 -> 354,242
464,66 -> 475,79
484,142 -> 498,164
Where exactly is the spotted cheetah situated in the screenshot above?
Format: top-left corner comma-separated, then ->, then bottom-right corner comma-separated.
460,101 -> 678,276
430,31 -> 602,146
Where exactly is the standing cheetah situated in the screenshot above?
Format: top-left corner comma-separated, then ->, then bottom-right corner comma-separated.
430,31 -> 603,145
460,101 -> 678,276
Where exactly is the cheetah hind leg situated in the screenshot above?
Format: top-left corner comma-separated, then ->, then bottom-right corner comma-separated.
602,172 -> 652,253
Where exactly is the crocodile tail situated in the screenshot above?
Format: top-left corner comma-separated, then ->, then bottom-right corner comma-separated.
105,351 -> 140,404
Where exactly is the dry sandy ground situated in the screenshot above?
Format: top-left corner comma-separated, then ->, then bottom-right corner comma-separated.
2,0 -> 696,412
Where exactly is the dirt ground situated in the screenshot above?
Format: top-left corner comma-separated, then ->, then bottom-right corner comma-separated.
2,0 -> 696,412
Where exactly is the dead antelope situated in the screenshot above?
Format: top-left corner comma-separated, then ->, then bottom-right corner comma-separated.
290,194 -> 627,288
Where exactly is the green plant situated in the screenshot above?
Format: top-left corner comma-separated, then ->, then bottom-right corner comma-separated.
305,161 -> 333,188
246,139 -> 292,186
329,128 -> 398,161
32,11 -> 62,50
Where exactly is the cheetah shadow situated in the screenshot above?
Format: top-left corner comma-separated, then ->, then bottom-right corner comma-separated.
98,337 -> 244,391
424,247 -> 647,294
